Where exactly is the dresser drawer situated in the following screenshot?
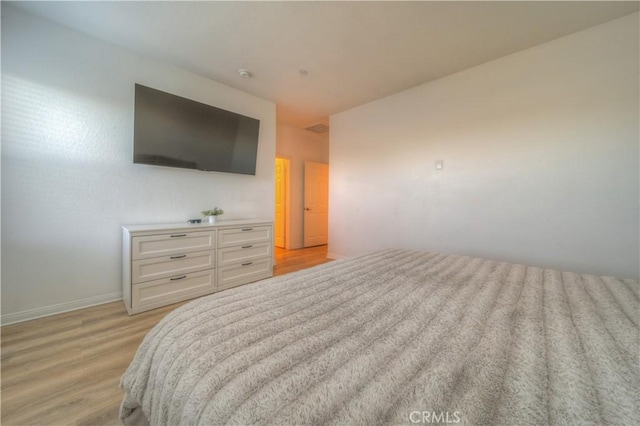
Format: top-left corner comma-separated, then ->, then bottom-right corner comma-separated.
218,226 -> 272,248
217,242 -> 271,267
132,270 -> 215,309
132,250 -> 215,284
217,257 -> 272,292
132,231 -> 214,260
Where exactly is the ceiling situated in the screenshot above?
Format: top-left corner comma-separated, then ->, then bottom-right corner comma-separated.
11,1 -> 639,129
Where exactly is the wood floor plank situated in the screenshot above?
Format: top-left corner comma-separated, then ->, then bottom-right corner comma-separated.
1,246 -> 330,425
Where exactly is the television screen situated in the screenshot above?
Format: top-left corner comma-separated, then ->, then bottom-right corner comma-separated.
134,84 -> 260,175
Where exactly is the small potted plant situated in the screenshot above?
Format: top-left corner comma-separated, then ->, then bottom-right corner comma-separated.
201,207 -> 224,224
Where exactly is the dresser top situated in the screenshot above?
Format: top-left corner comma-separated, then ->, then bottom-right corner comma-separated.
123,218 -> 273,234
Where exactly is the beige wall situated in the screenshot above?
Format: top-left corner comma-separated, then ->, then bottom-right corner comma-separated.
276,124 -> 329,249
329,13 -> 639,278
1,5 -> 276,323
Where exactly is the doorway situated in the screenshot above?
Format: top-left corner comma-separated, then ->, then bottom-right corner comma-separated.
274,157 -> 289,248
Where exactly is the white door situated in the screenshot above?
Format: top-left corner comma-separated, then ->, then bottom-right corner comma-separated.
304,161 -> 329,247
274,158 -> 287,248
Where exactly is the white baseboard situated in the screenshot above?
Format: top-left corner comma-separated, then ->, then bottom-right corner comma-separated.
1,292 -> 123,326
327,252 -> 347,260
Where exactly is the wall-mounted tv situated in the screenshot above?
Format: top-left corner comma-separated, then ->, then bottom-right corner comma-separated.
134,84 -> 260,175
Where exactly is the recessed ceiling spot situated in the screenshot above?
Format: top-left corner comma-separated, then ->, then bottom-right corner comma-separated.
299,69 -> 308,76
238,69 -> 252,78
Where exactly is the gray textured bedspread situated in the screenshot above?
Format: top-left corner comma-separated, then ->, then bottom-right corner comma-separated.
120,249 -> 639,425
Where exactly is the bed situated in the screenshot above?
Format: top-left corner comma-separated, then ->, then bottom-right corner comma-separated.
120,249 -> 639,425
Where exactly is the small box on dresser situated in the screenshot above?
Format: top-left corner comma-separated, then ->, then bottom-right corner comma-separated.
122,220 -> 273,315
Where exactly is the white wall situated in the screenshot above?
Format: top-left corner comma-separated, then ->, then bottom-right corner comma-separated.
1,6 -> 276,323
329,13 -> 639,279
276,124 -> 329,249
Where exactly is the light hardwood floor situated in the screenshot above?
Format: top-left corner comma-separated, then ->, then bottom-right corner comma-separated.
1,245 -> 329,426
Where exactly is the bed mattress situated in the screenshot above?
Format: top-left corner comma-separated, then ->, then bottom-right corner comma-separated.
120,249 -> 639,425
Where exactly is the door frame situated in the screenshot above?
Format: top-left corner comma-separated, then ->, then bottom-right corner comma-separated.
275,156 -> 291,249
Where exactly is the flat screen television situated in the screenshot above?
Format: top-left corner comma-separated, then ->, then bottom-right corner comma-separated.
133,84 -> 260,175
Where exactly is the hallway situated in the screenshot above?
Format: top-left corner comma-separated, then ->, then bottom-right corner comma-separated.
273,245 -> 331,277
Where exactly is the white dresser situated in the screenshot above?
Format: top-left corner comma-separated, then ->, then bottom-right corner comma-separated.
122,219 -> 273,315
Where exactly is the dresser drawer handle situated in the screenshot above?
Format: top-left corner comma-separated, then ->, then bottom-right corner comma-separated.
170,275 -> 187,281
241,245 -> 253,249
170,234 -> 187,238
170,254 -> 187,259
241,228 -> 253,232
241,262 -> 253,266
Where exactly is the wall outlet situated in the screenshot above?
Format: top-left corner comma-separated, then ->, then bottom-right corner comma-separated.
436,160 -> 443,170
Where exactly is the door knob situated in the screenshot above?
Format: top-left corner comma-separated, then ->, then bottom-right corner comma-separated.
305,208 -> 311,211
